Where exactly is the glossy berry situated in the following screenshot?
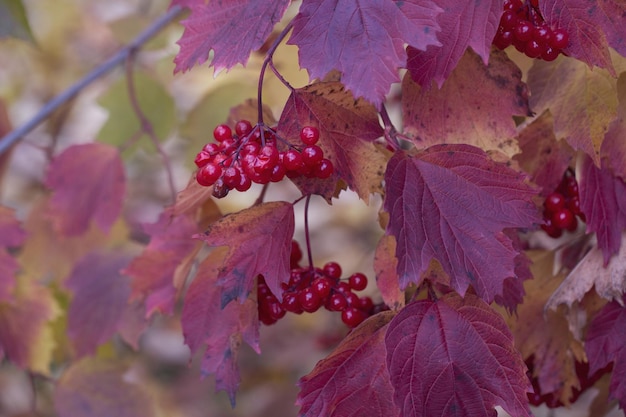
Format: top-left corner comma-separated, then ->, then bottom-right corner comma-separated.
552,209 -> 577,231
544,192 -> 566,213
551,28 -> 569,49
349,273 -> 368,291
302,145 -> 324,166
196,163 -> 222,186
299,287 -> 322,313
341,307 -> 367,328
300,126 -> 320,145
323,262 -> 342,280
282,292 -> 303,314
213,124 -> 232,142
314,159 -> 334,179
312,277 -> 332,299
283,149 -> 304,171
514,21 -> 533,42
235,119 -> 253,136
326,292 -> 348,312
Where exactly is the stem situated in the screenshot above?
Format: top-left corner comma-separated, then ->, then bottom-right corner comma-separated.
124,52 -> 177,204
0,5 -> 184,155
303,194 -> 314,268
253,183 -> 269,206
257,20 -> 294,124
380,104 -> 401,151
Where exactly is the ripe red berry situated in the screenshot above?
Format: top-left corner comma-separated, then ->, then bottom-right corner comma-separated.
234,170 -> 252,192
301,145 -> 324,167
341,307 -> 367,328
282,292 -> 303,314
348,272 -> 368,291
525,39 -> 544,58
211,178 -> 230,198
311,277 -> 332,299
213,124 -> 232,142
499,10 -> 518,30
314,158 -> 334,179
300,126 -> 320,145
326,292 -> 347,312
544,192 -> 566,213
541,218 -> 563,238
541,46 -> 559,61
197,163 -> 222,186
222,166 -> 242,189
358,296 -> 374,313
514,21 -> 533,43
235,120 -> 253,137
283,149 -> 304,171
551,28 -> 569,49
194,150 -> 212,168
299,287 -> 322,313
323,262 -> 342,279
552,209 -> 577,231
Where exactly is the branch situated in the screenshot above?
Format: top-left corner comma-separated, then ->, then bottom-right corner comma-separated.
0,5 -> 184,156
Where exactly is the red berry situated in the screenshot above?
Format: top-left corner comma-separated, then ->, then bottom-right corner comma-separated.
203,143 -> 221,155
494,30 -> 514,49
234,170 -> 252,192
282,292 -> 303,314
344,292 -> 360,307
270,163 -> 287,182
241,141 -> 260,156
323,262 -> 342,279
567,196 -> 583,217
525,39 -> 544,58
254,145 -> 280,173
541,46 -> 559,61
552,209 -> 577,231
358,296 -> 374,313
499,10 -> 518,30
302,145 -> 324,167
194,150 -> 212,168
544,192 -> 566,213
336,282 -> 351,294
222,166 -> 242,189
314,158 -> 334,179
341,307 -> 367,328
541,218 -> 563,238
348,272 -> 368,291
326,292 -> 347,312
197,163 -> 222,186
514,21 -> 533,42
300,126 -> 320,145
213,124 -> 232,142
283,149 -> 304,171
299,287 -> 322,312
267,300 -> 286,321
551,28 -> 569,49
311,277 -> 332,299
235,120 -> 253,137
211,178 -> 230,198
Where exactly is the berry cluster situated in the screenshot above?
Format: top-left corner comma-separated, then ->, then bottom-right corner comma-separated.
526,356 -> 613,407
541,168 -> 585,238
493,0 -> 569,61
257,241 -> 388,328
195,121 -> 334,198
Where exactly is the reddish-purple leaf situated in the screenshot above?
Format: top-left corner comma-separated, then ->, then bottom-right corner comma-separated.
198,202 -> 294,305
406,0 -> 501,87
402,49 -> 530,157
373,235 -> 404,311
297,312 -> 398,417
493,231 -> 532,313
514,111 -> 573,197
0,206 -> 26,302
126,209 -> 200,316
385,293 -> 532,417
181,248 -> 259,405
288,0 -> 441,106
383,145 -> 540,303
601,74 -> 626,181
174,0 -> 290,73
277,82 -> 386,202
579,154 -> 626,265
65,251 -> 131,357
585,295 -> 626,410
45,143 -> 125,236
54,357 -> 156,417
539,0 -> 626,74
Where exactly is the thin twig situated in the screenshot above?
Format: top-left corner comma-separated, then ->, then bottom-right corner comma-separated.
304,194 -> 314,268
379,104 -> 401,151
0,5 -> 184,155
124,52 -> 177,203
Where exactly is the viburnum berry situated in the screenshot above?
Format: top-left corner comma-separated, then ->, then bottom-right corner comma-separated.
348,272 -> 368,291
299,287 -> 322,313
552,209 -> 577,231
314,159 -> 334,179
544,192 -> 566,214
323,261 -> 342,280
213,124 -> 232,142
300,126 -> 320,145
235,119 -> 252,136
341,307 -> 367,328
311,277 -> 332,299
326,292 -> 347,312
196,163 -> 222,186
302,145 -> 324,166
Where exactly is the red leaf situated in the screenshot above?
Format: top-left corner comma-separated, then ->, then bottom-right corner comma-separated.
297,312 -> 398,417
383,145 -> 540,303
181,248 -> 259,405
579,154 -> 626,264
539,0 -> 626,74
402,49 -> 530,157
45,143 -> 125,236
385,293 -> 532,417
198,202 -> 294,305
373,235 -> 404,311
585,295 -> 626,409
173,0 -> 290,73
406,0 -> 502,87
601,74 -> 626,181
54,357 -> 156,417
65,251 -> 131,357
288,0 -> 441,106
277,82 -> 386,202
0,206 -> 26,302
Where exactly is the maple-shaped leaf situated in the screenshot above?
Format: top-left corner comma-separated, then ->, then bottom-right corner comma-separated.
297,312 -> 398,417
601,73 -> 626,181
527,56 -> 619,164
181,248 -> 259,406
0,282 -> 59,373
0,206 -> 26,302
579,154 -> 626,264
277,82 -> 386,202
373,235 -> 404,311
539,0 -> 626,74
502,250 -> 586,405
402,49 -> 530,157
546,233 -> 626,311
54,357 -> 156,417
287,0 -> 441,106
493,230 -> 532,313
406,0 -> 501,87
198,201 -> 294,305
45,143 -> 125,236
585,295 -> 626,410
65,251 -> 132,357
383,145 -> 540,303
173,0 -> 290,73
514,111 -> 573,197
385,293 -> 532,417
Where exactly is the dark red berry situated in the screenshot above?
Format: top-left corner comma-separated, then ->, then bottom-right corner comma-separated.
213,124 -> 232,142
348,272 -> 368,291
194,151 -> 212,168
541,46 -> 559,61
235,120 -> 253,136
282,292 -> 303,314
197,163 -> 222,186
552,209 -> 577,231
203,143 -> 221,155
500,10 -> 518,30
358,296 -> 374,313
323,262 -> 342,280
222,166 -> 242,189
525,39 -> 544,58
551,28 -> 569,49
211,178 -> 230,198
311,277 -> 332,299
302,145 -> 324,167
314,158 -> 334,179
300,126 -> 320,145
344,292 -> 360,307
234,170 -> 252,192
326,292 -> 347,312
341,307 -> 367,328
541,218 -> 563,238
299,287 -> 322,312
270,163 -> 287,182
283,149 -> 304,171
544,192 -> 566,213
514,21 -> 533,43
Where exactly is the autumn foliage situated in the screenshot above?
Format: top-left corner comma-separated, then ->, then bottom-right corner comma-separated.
1,0 -> 626,416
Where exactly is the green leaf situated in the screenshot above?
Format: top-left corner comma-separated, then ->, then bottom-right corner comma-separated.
97,71 -> 176,153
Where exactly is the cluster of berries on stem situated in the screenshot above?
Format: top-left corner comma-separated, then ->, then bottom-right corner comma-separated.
493,0 -> 569,61
541,168 -> 585,238
257,241 -> 388,328
195,120 -> 333,198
